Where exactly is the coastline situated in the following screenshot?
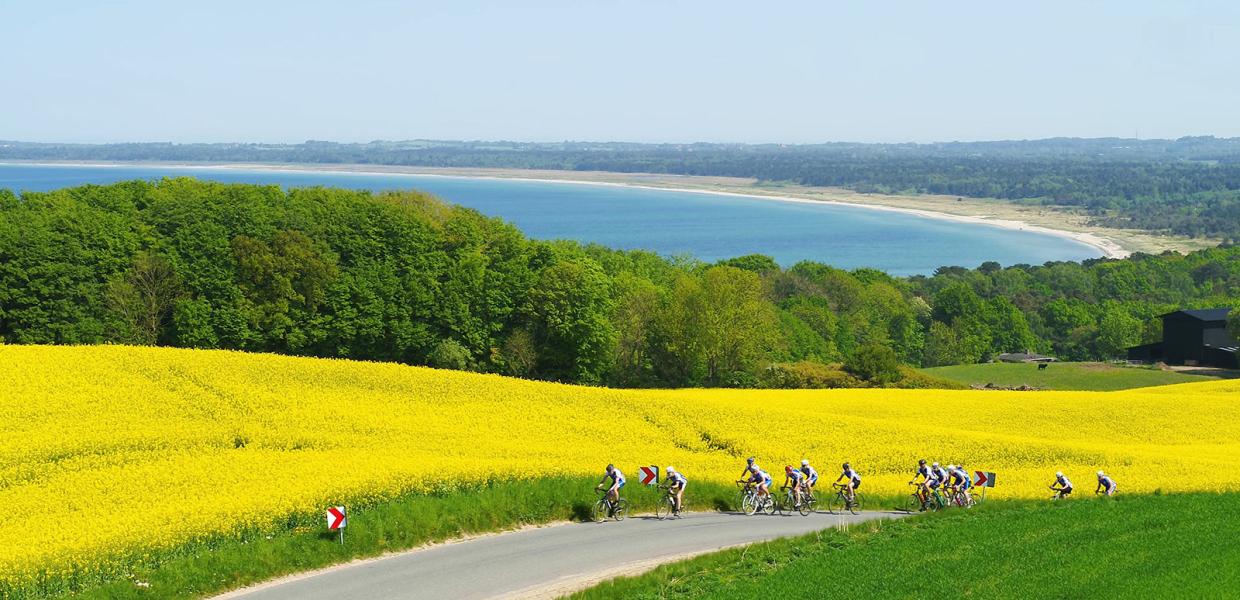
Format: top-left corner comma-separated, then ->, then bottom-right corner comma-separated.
6,159 -> 1215,259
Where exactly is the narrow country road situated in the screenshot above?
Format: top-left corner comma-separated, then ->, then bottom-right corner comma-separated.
221,511 -> 902,600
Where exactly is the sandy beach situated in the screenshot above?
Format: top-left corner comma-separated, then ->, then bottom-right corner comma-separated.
6,160 -> 1221,258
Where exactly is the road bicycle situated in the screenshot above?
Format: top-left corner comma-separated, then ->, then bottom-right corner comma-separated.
942,484 -> 976,508
827,483 -> 864,515
777,485 -> 813,516
737,480 -> 776,516
905,482 -> 944,512
592,488 -> 629,522
1049,486 -> 1073,500
953,485 -> 977,508
654,484 -> 684,519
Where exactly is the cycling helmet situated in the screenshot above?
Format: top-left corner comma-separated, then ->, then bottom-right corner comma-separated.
932,462 -> 940,468
1056,471 -> 1064,477
606,464 -> 614,472
842,462 -> 850,469
801,459 -> 810,467
666,466 -> 675,474
947,464 -> 956,471
1097,470 -> 1105,477
747,456 -> 756,465
785,465 -> 794,474
918,459 -> 927,466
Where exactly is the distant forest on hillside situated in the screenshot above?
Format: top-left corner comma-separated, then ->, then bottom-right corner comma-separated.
5,136 -> 1240,240
2,179 -> 1237,389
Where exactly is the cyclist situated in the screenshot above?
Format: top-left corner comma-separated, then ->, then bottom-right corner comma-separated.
1095,471 -> 1117,496
800,459 -> 819,491
664,466 -> 687,513
835,462 -> 862,503
595,464 -> 626,510
953,464 -> 974,504
1050,471 -> 1073,499
909,459 -> 933,509
931,461 -> 950,486
757,465 -> 773,500
741,462 -> 771,501
783,465 -> 807,508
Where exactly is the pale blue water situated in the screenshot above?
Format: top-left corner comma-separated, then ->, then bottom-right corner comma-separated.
0,163 -> 1100,275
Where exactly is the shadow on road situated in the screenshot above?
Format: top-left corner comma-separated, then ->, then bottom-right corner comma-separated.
570,502 -> 593,522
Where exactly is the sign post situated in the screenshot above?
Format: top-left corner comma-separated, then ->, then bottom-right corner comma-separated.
973,471 -> 997,501
327,506 -> 347,545
638,465 -> 659,486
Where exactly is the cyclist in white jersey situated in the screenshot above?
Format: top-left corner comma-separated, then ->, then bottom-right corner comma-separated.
800,459 -> 819,490
1050,471 -> 1073,499
665,466 -> 687,513
835,462 -> 862,503
596,464 -> 626,505
1095,471 -> 1117,496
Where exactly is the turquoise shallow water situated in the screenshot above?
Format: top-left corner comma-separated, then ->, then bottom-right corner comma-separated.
0,163 -> 1100,275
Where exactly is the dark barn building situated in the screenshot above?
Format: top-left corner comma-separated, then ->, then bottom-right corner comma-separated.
1128,308 -> 1239,369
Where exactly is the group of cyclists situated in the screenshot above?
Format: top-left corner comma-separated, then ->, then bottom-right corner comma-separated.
595,458 -> 1120,519
908,460 -> 1119,510
595,457 -> 859,518
1050,470 -> 1119,499
738,456 -> 860,510
908,459 -> 978,510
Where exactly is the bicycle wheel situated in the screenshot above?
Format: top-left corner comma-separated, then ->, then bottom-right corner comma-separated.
797,492 -> 811,516
613,498 -> 628,521
849,493 -> 864,515
904,494 -> 923,513
742,493 -> 758,516
736,489 -> 750,512
762,495 -> 777,515
826,493 -> 842,514
928,492 -> 944,512
591,499 -> 609,522
655,495 -> 670,519
805,490 -> 821,514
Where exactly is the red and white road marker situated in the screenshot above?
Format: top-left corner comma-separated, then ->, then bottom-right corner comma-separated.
638,465 -> 659,486
327,506 -> 347,544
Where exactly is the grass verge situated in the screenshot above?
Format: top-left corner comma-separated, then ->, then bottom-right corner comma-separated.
569,492 -> 1240,599
21,477 -> 742,599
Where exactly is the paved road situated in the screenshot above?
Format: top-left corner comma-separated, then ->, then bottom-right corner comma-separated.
224,510 -> 902,600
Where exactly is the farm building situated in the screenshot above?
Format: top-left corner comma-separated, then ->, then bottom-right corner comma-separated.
1127,308 -> 1239,369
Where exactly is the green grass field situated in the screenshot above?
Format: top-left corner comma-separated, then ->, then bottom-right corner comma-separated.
25,477 -> 744,599
921,361 -> 1233,391
570,493 -> 1240,599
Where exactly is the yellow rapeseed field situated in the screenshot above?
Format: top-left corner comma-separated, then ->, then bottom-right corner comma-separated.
3,345 -> 1239,588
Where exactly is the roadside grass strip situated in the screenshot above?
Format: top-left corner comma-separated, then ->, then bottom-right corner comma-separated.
569,493 -> 1240,599
4,345 -> 1239,597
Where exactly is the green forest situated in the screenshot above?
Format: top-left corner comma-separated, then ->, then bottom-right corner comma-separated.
1,179 -> 1237,388
5,136 -> 1240,240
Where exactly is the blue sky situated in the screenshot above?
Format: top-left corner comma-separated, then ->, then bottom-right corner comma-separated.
2,0 -> 1238,143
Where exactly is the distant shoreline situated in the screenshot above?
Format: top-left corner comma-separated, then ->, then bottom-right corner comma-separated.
2,160 -> 1182,260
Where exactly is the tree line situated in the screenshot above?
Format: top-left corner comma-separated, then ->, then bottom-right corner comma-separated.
1,179 -> 1237,388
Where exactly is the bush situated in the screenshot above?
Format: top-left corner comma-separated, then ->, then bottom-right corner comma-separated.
843,343 -> 904,385
429,339 -> 472,371
761,361 -> 864,389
